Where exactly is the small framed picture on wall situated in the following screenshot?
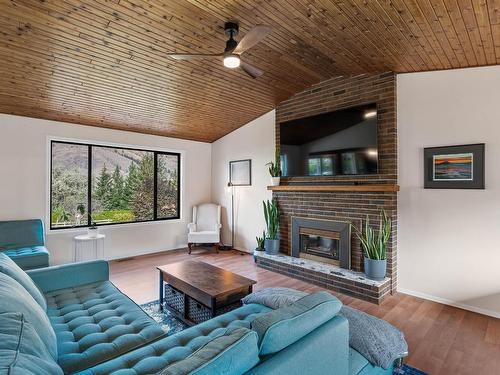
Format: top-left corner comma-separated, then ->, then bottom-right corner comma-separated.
424,143 -> 485,189
229,159 -> 252,186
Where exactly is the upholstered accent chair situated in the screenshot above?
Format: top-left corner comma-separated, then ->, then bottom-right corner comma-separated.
187,203 -> 222,254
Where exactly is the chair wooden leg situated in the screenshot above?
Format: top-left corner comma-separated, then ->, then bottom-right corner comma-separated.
188,243 -> 193,254
214,243 -> 220,254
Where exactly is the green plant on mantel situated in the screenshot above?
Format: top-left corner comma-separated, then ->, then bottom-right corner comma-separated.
351,209 -> 391,260
263,200 -> 279,240
255,231 -> 266,250
265,150 -> 281,177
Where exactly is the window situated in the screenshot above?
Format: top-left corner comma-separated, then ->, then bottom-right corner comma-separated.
50,141 -> 180,230
51,142 -> 89,227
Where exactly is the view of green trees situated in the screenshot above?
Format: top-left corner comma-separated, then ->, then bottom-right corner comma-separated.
51,143 -> 179,228
92,155 -> 153,223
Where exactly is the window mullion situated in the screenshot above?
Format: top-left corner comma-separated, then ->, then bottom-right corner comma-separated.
153,152 -> 158,220
87,145 -> 92,227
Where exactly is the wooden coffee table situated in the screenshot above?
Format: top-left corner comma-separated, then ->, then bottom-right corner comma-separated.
157,260 -> 256,325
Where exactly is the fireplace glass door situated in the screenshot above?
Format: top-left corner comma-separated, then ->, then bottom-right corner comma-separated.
299,228 -> 340,265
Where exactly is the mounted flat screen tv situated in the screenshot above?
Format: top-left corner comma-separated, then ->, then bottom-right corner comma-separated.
280,103 -> 378,177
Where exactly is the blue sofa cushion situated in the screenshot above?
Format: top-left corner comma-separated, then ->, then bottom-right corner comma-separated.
245,316 -> 349,375
28,260 -> 110,293
0,252 -> 47,310
77,303 -> 271,375
0,312 -> 63,375
0,273 -> 58,361
44,280 -> 166,374
251,291 -> 342,356
2,246 -> 49,270
0,219 -> 45,250
158,327 -> 260,375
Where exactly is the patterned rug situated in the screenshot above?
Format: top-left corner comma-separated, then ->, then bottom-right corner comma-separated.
140,300 -> 187,335
140,300 -> 428,375
394,365 -> 428,375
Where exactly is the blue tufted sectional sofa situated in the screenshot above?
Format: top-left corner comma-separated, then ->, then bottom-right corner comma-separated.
0,253 -> 395,375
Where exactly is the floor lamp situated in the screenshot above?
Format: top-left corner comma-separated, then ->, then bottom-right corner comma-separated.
221,182 -> 235,250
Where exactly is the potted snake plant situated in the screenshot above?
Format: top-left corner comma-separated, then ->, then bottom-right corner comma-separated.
351,209 -> 391,281
263,200 -> 280,255
266,150 -> 281,186
255,231 -> 266,252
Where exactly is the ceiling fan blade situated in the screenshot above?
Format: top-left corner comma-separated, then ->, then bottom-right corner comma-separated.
233,25 -> 272,54
166,53 -> 223,61
240,61 -> 264,79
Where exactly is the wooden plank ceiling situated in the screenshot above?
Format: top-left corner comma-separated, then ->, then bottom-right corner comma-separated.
1,0 -> 499,142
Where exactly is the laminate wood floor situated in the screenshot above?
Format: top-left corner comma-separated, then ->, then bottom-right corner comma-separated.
109,248 -> 500,375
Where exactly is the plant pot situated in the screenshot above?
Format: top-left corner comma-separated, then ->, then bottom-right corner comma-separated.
264,239 -> 280,255
87,227 -> 99,238
270,177 -> 280,186
364,257 -> 386,281
255,247 -> 265,252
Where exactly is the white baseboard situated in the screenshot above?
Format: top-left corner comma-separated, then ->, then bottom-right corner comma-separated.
398,288 -> 500,319
233,247 -> 252,254
106,243 -> 188,262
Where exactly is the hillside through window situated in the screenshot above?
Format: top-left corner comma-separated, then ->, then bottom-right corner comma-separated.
50,141 -> 180,229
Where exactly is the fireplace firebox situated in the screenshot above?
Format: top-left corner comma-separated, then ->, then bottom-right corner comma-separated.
292,217 -> 351,269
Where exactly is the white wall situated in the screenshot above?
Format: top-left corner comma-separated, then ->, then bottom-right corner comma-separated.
0,114 -> 212,265
398,65 -> 500,318
211,111 -> 275,252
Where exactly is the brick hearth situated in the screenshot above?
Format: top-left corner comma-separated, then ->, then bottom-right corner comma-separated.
254,252 -> 391,304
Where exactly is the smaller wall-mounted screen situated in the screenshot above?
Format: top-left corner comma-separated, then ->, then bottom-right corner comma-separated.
280,103 -> 378,177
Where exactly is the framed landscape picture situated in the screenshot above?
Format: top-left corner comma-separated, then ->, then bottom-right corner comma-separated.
229,159 -> 252,186
424,144 -> 485,189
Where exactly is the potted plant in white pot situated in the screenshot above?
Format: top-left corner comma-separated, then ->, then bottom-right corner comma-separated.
266,150 -> 281,186
87,215 -> 99,238
263,200 -> 280,255
352,209 -> 391,281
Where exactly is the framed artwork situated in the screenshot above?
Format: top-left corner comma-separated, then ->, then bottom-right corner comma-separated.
229,159 -> 252,186
424,143 -> 485,189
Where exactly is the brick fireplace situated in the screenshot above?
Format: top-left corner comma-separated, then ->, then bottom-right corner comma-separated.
254,72 -> 397,304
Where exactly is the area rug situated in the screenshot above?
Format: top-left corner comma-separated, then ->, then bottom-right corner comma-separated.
140,300 -> 187,335
140,300 -> 428,375
394,365 -> 427,375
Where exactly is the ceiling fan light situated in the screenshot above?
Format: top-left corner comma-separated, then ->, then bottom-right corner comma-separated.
364,110 -> 377,119
223,55 -> 240,68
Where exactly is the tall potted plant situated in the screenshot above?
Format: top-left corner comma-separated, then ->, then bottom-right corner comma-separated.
351,209 -> 391,280
263,200 -> 280,254
266,150 -> 281,186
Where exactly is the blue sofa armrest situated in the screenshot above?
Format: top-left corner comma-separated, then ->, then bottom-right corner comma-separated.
27,260 -> 109,293
245,315 -> 349,375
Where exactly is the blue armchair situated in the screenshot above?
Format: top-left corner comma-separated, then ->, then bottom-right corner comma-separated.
0,219 -> 49,269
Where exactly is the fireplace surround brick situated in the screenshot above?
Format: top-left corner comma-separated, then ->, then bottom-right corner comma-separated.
262,72 -> 397,302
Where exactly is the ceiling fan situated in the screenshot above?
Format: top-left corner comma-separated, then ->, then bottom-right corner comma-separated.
166,22 -> 272,79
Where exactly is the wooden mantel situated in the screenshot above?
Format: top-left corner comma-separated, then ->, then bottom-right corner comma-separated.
267,184 -> 400,192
